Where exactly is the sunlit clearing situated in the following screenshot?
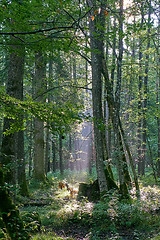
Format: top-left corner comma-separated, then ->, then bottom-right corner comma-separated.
57,200 -> 93,218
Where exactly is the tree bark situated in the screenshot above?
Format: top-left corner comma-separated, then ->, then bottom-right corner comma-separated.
137,2 -> 144,176
88,0 -> 115,193
33,51 -> 46,181
156,3 -> 160,177
52,138 -> 56,172
141,0 -> 151,176
59,134 -> 63,174
1,41 -> 28,196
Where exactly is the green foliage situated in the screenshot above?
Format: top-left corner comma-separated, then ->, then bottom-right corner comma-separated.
21,211 -> 41,233
31,233 -> 64,240
150,234 -> 160,240
91,200 -> 115,233
116,202 -> 148,229
0,92 -> 84,135
140,174 -> 160,187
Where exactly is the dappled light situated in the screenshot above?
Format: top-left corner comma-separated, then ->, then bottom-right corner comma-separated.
15,173 -> 160,240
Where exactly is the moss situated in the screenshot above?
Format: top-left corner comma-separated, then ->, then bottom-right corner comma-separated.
0,168 -> 30,239
78,180 -> 100,202
119,182 -> 130,201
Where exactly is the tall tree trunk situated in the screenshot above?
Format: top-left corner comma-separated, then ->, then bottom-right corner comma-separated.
141,0 -> 151,176
45,126 -> 50,174
88,0 -> 117,193
138,3 -> 144,175
1,42 -> 28,197
15,47 -> 29,196
45,56 -> 52,174
33,51 -> 46,181
107,14 -> 116,160
157,3 -> 160,177
59,134 -> 63,174
52,138 -> 56,172
28,118 -> 33,178
157,62 -> 160,177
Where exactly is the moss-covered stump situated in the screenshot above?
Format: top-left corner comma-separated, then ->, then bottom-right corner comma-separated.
21,211 -> 41,233
78,180 -> 100,202
78,168 -> 118,202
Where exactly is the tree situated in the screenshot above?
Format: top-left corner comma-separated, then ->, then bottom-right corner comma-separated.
87,0 -> 119,194
0,39 -> 29,196
33,50 -> 46,181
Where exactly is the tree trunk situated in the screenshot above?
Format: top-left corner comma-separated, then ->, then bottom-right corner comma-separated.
1,42 -> 28,197
102,57 -> 131,198
88,0 -> 114,193
17,130 -> 29,196
52,138 -> 56,172
142,1 -> 151,176
14,46 -> 29,196
157,3 -> 160,177
118,116 -> 140,197
59,134 -> 63,174
138,3 -> 144,176
0,168 -> 30,240
33,51 -> 46,181
45,126 -> 50,174
28,118 -> 33,178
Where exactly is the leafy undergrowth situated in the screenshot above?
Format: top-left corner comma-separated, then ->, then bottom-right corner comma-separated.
15,174 -> 160,240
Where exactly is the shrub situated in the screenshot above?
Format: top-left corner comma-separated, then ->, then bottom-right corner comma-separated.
91,200 -> 115,233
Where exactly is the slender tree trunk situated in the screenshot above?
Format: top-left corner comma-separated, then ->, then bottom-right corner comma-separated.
59,134 -> 63,174
45,55 -> 53,174
52,138 -> 56,172
28,118 -> 33,178
118,117 -> 140,197
45,126 -> 50,174
141,1 -> 151,175
157,69 -> 160,177
17,129 -> 29,196
157,3 -> 160,177
138,3 -> 144,175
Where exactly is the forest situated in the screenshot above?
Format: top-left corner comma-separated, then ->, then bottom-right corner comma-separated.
0,0 -> 160,239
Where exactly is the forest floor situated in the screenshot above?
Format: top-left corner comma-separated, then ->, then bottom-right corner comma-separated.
17,174 -> 160,240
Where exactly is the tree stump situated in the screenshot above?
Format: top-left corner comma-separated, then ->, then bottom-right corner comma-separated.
78,180 -> 100,202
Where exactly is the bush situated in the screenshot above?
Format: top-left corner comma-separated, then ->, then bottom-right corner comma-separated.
115,202 -> 144,228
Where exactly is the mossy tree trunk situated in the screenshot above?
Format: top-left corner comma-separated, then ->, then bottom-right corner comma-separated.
87,0 -> 118,193
0,168 -> 30,240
